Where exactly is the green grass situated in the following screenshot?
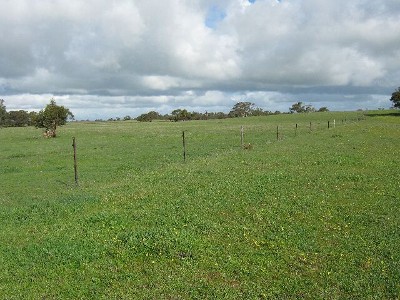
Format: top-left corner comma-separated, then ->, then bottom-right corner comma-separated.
0,111 -> 399,299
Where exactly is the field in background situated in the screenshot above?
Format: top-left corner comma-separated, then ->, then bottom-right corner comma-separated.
0,110 -> 399,298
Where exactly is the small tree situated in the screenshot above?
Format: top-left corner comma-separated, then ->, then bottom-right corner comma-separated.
390,87 -> 400,108
35,99 -> 74,137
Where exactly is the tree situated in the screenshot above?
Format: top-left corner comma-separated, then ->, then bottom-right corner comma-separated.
289,102 -> 315,113
252,107 -> 266,116
7,110 -> 30,127
136,111 -> 163,122
289,102 -> 305,113
0,99 -> 7,126
35,99 -> 74,137
390,87 -> 400,108
171,109 -> 190,121
229,102 -> 256,117
305,104 -> 315,113
318,107 -> 329,112
28,111 -> 38,126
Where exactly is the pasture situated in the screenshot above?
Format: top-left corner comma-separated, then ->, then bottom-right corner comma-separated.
0,110 -> 399,299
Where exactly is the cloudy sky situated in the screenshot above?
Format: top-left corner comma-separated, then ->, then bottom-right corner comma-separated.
1,0 -> 399,119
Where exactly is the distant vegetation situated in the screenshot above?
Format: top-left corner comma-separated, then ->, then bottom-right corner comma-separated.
0,99 -> 37,127
390,87 -> 400,108
289,101 -> 329,113
5,94 -> 395,126
0,98 -> 73,134
133,102 -> 282,122
134,102 -> 329,122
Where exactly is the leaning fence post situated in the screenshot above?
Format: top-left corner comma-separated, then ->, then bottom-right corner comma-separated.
72,137 -> 78,185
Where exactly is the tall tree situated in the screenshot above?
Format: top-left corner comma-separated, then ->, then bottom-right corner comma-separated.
289,102 -> 306,113
136,111 -> 163,122
35,99 -> 74,137
229,102 -> 256,117
289,102 -> 315,113
8,110 -> 30,127
390,87 -> 400,108
0,99 -> 7,126
171,109 -> 190,121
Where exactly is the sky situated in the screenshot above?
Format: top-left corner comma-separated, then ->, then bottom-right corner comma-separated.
1,0 -> 399,120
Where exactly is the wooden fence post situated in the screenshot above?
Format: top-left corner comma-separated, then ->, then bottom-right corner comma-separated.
276,126 -> 279,141
72,137 -> 78,185
182,131 -> 186,162
241,126 -> 244,147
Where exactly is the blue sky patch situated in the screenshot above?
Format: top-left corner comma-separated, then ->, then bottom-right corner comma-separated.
205,5 -> 226,28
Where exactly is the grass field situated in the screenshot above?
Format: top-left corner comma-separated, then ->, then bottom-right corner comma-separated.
0,110 -> 399,299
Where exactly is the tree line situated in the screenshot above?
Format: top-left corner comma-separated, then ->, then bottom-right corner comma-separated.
0,99 -> 38,127
98,102 -> 280,123
0,99 -> 73,137
134,102 -> 284,122
134,101 -> 329,122
0,99 -> 330,128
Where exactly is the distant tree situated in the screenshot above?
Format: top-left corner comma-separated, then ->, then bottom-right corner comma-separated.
136,111 -> 163,122
35,99 -> 74,137
290,102 -> 315,113
229,102 -> 256,117
203,112 -> 222,119
7,110 -> 30,127
214,112 -> 227,119
28,111 -> 38,126
171,109 -> 191,121
289,102 -> 305,113
0,99 -> 7,126
123,115 -> 132,121
318,107 -> 329,112
390,87 -> 400,108
190,111 -> 204,120
305,104 -> 315,113
252,107 -> 265,116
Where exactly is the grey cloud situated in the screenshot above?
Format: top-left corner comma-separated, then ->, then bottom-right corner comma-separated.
0,0 -> 398,119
